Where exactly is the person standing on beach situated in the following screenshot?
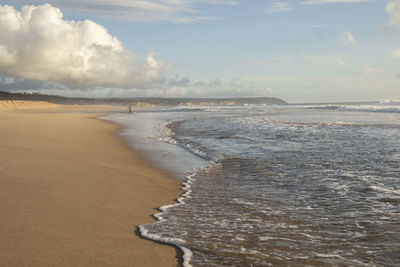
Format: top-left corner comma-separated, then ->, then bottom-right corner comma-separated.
128,106 -> 132,114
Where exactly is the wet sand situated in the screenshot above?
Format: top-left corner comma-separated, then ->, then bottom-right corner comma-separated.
0,102 -> 182,266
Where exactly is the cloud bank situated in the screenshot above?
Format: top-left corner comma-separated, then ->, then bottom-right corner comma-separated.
0,4 -> 168,89
392,49 -> 400,60
386,0 -> 400,25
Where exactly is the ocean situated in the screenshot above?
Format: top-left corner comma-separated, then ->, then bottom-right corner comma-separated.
108,101 -> 400,266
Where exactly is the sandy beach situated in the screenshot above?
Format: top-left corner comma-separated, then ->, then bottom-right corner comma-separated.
0,101 -> 182,266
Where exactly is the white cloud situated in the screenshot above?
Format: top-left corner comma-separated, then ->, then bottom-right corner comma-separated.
165,86 -> 187,96
12,0 -> 237,23
265,2 -> 294,14
0,4 -> 169,89
301,0 -> 370,5
386,0 -> 400,25
305,54 -> 348,65
341,32 -> 357,46
392,49 -> 400,59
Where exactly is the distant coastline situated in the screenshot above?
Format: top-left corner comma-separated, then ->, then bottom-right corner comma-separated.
0,91 -> 288,106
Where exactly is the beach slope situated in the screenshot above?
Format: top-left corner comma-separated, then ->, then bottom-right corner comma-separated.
0,104 -> 181,266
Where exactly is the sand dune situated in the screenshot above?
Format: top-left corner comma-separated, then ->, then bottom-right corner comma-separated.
0,100 -> 129,114
0,100 -> 59,110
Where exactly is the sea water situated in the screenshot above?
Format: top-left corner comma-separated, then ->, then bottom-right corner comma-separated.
108,102 -> 400,266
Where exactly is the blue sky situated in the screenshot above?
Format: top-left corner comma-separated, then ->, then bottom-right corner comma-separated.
0,0 -> 399,102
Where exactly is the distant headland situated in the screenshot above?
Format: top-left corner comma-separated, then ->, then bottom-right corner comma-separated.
0,91 -> 288,106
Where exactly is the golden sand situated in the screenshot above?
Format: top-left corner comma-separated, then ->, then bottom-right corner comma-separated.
0,103 -> 182,266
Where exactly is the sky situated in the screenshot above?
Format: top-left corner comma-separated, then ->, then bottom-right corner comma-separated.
0,0 -> 399,103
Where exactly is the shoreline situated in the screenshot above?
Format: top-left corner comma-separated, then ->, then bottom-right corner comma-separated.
97,114 -> 185,266
0,103 -> 183,266
106,111 -> 212,267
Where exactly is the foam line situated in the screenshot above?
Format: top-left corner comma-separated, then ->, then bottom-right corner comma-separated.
139,120 -> 216,267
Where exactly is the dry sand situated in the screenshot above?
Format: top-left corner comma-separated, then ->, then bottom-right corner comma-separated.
0,102 -> 182,266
